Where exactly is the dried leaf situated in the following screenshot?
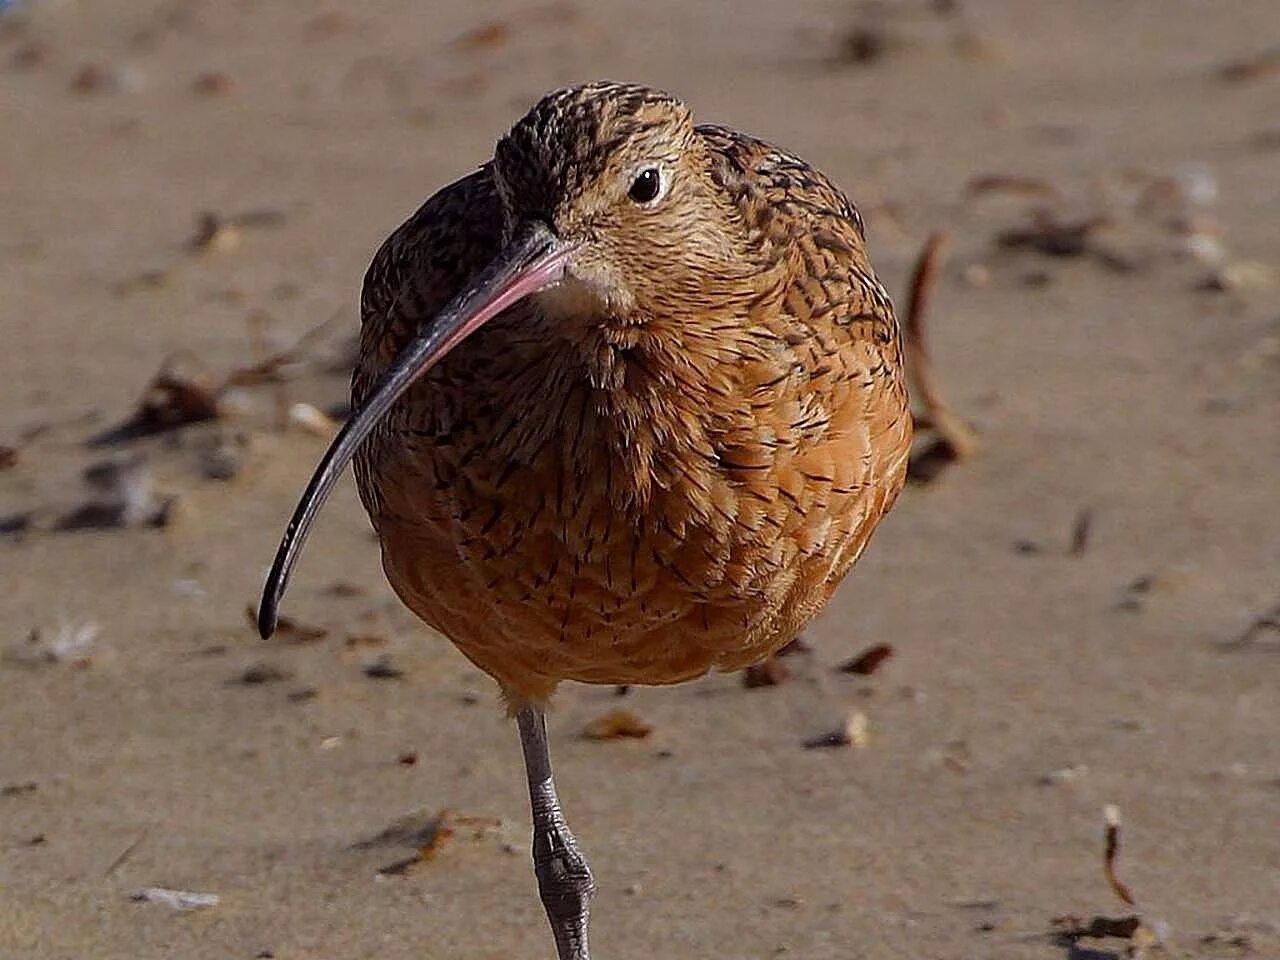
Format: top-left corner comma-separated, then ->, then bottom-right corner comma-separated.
837,643 -> 895,675
583,709 -> 652,740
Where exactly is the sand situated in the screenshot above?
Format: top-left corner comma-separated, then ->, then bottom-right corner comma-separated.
2,1 -> 1278,958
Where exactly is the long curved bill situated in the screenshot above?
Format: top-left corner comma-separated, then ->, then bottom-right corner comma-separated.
257,220 -> 572,639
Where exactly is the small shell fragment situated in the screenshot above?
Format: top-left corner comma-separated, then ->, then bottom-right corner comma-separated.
289,402 -> 337,437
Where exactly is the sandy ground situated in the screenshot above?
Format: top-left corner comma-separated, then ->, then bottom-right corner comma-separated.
2,1 -> 1279,958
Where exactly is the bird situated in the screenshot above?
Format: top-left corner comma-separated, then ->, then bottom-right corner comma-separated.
258,80 -> 912,960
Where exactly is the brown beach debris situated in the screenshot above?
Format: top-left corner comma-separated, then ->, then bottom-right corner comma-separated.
244,605 -> 327,643
1216,48 -> 1280,84
1197,259 -> 1276,296
455,20 -> 510,51
1037,763 -> 1088,786
0,444 -> 17,470
191,71 -> 233,96
583,709 -> 653,741
0,512 -> 33,539
837,24 -> 897,65
803,710 -> 869,749
1051,914 -> 1145,942
133,355 -> 221,430
1068,508 -> 1094,557
189,211 -> 241,252
103,829 -> 150,877
362,654 -> 405,679
70,62 -> 143,95
304,11 -> 359,40
361,808 -> 504,875
197,433 -> 245,480
235,662 -> 291,685
1219,602 -> 1280,651
837,642 -> 895,676
742,657 -> 791,688
5,622 -> 98,667
1103,804 -> 1137,907
1048,805 -> 1163,954
774,635 -> 813,656
997,212 -> 1110,258
965,173 -> 1059,201
93,312 -> 346,444
325,581 -> 367,598
189,208 -> 287,253
57,455 -> 175,530
11,41 -> 52,70
344,632 -> 387,648
903,231 -> 979,483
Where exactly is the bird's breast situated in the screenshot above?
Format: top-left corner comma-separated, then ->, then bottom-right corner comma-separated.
354,329 -> 910,703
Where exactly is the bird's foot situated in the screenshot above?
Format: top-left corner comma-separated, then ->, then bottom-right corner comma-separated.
533,820 -> 595,960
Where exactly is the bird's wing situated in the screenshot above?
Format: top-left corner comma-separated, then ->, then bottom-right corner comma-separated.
696,124 -> 912,584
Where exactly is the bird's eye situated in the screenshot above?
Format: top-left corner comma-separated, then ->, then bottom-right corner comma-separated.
628,167 -> 663,205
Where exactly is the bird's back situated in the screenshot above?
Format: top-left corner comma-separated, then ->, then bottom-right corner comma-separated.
352,124 -> 911,706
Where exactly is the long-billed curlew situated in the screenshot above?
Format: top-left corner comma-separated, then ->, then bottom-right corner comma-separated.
259,81 -> 912,959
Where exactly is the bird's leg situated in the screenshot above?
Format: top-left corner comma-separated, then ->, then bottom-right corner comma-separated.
516,706 -> 595,960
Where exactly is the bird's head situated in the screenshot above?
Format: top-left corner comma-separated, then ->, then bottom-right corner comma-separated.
493,81 -> 745,324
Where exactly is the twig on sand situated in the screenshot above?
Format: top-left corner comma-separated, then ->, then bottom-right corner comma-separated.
903,231 -> 979,482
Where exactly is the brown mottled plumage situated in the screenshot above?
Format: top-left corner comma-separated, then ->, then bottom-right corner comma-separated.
260,81 -> 910,960
352,82 -> 910,707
